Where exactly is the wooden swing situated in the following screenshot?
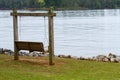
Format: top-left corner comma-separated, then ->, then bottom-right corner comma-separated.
11,8 -> 56,65
15,41 -> 44,52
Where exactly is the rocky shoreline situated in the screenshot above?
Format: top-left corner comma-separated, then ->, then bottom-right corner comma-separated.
0,48 -> 49,57
0,48 -> 120,63
58,53 -> 120,63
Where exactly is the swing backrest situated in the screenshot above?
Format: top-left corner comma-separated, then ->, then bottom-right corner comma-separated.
15,41 -> 44,52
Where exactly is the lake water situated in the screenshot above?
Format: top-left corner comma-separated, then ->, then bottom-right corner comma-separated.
0,9 -> 120,57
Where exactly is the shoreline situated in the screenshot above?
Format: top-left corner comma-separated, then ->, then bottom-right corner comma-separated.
0,8 -> 120,11
1,48 -> 120,63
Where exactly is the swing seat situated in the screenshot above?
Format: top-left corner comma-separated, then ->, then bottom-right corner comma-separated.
15,41 -> 45,52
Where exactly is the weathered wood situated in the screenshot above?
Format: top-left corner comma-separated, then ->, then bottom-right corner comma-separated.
13,9 -> 19,60
15,41 -> 44,52
11,8 -> 56,65
11,13 -> 56,17
48,9 -> 54,65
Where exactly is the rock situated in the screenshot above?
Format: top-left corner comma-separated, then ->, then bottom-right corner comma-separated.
110,58 -> 118,63
108,53 -> 116,58
67,55 -> 71,58
58,55 -> 66,58
87,57 -> 93,61
4,52 -> 10,55
115,56 -> 120,62
96,55 -> 107,62
71,56 -> 78,60
77,56 -> 85,60
103,57 -> 110,62
28,51 -> 46,57
110,56 -> 120,63
58,54 -> 72,58
3,49 -> 14,55
29,52 -> 37,57
108,53 -> 120,62
19,51 -> 29,56
92,56 -> 96,61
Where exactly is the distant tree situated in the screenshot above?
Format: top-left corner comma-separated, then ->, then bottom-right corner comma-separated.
0,0 -> 120,9
44,0 -> 55,8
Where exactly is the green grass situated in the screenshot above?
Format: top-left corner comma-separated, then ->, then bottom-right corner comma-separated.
0,54 -> 120,80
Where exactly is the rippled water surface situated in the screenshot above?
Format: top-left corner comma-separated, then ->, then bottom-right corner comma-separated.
0,9 -> 120,57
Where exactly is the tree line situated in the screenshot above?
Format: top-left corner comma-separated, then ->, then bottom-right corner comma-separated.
0,0 -> 120,10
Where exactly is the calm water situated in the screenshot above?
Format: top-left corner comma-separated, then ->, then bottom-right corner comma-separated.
0,9 -> 120,57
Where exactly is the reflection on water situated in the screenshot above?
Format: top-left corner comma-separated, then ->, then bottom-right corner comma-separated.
0,9 -> 120,57
57,9 -> 120,17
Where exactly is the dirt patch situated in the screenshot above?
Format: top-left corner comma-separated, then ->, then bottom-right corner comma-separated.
19,57 -> 65,66
20,58 -> 48,66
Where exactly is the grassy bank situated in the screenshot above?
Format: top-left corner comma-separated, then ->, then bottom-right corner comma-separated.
0,54 -> 120,80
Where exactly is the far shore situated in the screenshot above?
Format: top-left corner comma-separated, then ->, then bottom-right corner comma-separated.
0,8 -> 119,11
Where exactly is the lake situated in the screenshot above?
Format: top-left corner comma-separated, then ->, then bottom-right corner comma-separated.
0,9 -> 120,57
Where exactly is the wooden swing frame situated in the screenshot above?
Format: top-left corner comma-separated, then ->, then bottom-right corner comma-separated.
11,9 -> 56,65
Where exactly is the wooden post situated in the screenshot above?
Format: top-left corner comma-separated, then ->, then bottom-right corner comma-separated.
13,9 -> 19,60
48,8 -> 54,65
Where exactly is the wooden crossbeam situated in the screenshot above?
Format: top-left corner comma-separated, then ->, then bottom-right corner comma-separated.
11,13 -> 56,16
